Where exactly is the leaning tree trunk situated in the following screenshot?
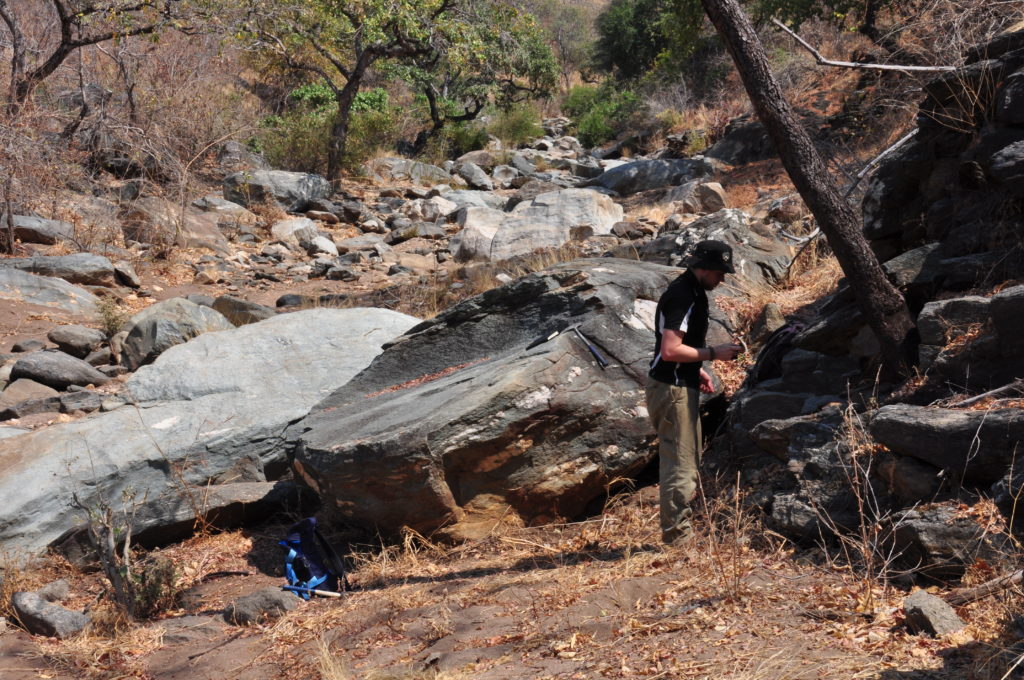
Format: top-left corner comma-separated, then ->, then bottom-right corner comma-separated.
700,0 -> 914,377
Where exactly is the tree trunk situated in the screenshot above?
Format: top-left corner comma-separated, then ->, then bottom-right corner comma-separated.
326,77 -> 362,183
700,0 -> 914,377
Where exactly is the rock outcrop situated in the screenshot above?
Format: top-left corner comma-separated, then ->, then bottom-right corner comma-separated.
290,259 -> 705,540
0,308 -> 419,554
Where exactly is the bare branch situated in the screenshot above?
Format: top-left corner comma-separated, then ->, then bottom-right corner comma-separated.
772,19 -> 957,74
844,129 -> 918,198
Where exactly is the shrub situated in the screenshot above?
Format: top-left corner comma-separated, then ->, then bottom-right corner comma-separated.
568,86 -> 642,147
489,102 -> 542,148
254,85 -> 400,173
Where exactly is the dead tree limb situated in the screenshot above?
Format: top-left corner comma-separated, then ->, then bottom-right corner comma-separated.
844,130 -> 918,198
946,569 -> 1023,606
952,379 -> 1024,408
771,19 -> 957,73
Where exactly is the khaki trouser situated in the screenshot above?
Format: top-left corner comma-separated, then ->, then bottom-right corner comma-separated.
645,379 -> 702,544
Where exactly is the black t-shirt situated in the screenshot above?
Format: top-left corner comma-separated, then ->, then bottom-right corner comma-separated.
648,269 -> 709,389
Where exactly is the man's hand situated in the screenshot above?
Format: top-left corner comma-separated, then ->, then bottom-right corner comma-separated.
712,342 -> 743,361
699,368 -> 715,394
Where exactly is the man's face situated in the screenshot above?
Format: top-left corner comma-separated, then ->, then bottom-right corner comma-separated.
696,268 -> 727,290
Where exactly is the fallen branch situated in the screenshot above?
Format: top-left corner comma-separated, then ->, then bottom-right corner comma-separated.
844,129 -> 918,198
952,379 -> 1024,408
946,569 -> 1023,606
772,19 -> 957,73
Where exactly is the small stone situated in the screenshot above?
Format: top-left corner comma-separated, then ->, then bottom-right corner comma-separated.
12,339 -> 45,353
903,590 -> 965,636
37,579 -> 71,603
12,591 -> 90,638
224,587 -> 298,626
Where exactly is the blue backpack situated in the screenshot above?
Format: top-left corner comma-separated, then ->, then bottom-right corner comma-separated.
279,517 -> 348,599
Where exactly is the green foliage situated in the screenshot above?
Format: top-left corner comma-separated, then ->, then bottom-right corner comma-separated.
130,557 -> 179,619
351,87 -> 390,114
289,82 -> 335,109
574,87 -> 642,148
344,106 -> 398,169
254,108 -> 332,174
488,103 -> 542,148
562,86 -> 602,120
592,0 -> 672,81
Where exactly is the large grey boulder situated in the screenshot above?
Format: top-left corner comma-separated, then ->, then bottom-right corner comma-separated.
270,217 -> 319,247
440,190 -> 507,212
0,254 -> 116,288
641,209 -> 792,289
7,215 -> 75,244
869,404 -> 1024,486
509,188 -> 623,234
889,504 -> 1006,580
122,197 -> 231,254
11,591 -> 89,638
223,170 -> 332,212
10,350 -> 110,390
581,159 -> 712,196
47,325 -> 106,358
121,298 -> 235,370
0,308 -> 419,554
0,269 -> 99,315
289,259 -> 683,540
455,161 -> 494,191
364,158 -> 463,187
451,189 -> 624,262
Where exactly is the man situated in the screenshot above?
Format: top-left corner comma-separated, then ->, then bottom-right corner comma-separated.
646,240 -> 742,545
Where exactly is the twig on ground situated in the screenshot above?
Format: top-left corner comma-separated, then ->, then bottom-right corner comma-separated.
952,379 -> 1024,408
946,568 -> 1023,606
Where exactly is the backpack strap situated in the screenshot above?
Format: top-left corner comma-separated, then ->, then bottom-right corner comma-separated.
314,527 -> 351,592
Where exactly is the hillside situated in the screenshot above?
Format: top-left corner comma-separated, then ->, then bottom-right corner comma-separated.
2,0 -> 1024,678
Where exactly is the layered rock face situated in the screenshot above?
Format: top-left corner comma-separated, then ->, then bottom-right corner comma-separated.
290,259 -> 682,540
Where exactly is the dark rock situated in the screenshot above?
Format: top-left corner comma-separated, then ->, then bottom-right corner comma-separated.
903,590 -> 965,636
11,591 -> 89,638
582,159 -> 712,196
780,349 -> 860,394
224,587 -> 298,625
223,170 -> 331,212
47,325 -> 105,359
916,295 -> 990,346
992,285 -> 1024,356
59,390 -> 102,414
121,298 -> 235,369
6,216 -> 74,244
290,259 -> 691,539
325,266 -> 357,281
890,504 -> 1005,580
12,340 -> 45,352
869,404 -> 1024,486
10,351 -> 109,390
704,116 -> 775,165
0,254 -> 117,287
0,269 -> 98,315
212,296 -> 277,327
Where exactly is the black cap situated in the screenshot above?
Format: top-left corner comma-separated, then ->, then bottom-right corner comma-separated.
688,239 -> 735,274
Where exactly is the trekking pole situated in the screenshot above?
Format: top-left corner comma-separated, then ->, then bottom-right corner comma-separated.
282,585 -> 343,598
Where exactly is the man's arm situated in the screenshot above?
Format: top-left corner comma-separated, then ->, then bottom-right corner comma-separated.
660,330 -> 741,363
